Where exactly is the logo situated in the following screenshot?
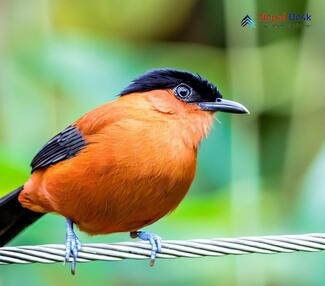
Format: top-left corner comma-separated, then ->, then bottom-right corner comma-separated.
241,15 -> 255,27
259,12 -> 312,28
260,12 -> 312,22
241,12 -> 312,29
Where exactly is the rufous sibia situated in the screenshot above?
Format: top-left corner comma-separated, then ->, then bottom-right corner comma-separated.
0,69 -> 248,273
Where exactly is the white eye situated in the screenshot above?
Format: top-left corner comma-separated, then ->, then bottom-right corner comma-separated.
174,83 -> 192,99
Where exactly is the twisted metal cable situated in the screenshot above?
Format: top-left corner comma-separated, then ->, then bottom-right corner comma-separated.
1,233 -> 325,265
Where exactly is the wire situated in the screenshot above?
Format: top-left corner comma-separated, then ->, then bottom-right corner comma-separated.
1,233 -> 325,265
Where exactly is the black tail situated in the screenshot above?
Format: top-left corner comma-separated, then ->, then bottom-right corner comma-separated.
0,186 -> 44,246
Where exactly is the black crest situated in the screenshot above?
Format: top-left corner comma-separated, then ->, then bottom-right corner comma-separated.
119,68 -> 222,103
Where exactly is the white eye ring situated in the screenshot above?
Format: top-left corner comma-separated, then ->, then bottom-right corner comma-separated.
173,83 -> 192,99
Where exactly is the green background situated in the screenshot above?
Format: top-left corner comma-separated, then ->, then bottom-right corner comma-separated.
0,0 -> 325,285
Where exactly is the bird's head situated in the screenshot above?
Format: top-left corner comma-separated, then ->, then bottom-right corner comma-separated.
120,68 -> 249,115
119,69 -> 249,147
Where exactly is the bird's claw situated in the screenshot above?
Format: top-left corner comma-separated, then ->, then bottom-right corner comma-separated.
131,231 -> 162,267
64,232 -> 81,274
65,219 -> 81,275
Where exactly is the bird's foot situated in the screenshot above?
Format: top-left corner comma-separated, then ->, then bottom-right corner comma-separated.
64,218 -> 81,275
130,231 -> 162,267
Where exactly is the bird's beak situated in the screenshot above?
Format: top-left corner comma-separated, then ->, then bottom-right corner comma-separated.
197,99 -> 249,114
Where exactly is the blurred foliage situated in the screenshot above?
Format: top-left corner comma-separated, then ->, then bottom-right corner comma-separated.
0,0 -> 325,285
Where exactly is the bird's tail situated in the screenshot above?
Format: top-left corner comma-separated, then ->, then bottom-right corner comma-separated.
0,186 -> 44,246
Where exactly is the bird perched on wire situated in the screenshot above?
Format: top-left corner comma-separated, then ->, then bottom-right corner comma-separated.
0,68 -> 248,274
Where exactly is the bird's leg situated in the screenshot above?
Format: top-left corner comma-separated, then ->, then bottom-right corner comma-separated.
64,218 -> 81,275
130,231 -> 162,266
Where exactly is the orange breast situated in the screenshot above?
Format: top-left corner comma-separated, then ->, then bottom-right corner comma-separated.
19,91 -> 212,235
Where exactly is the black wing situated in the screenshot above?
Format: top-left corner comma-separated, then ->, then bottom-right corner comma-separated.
30,125 -> 87,173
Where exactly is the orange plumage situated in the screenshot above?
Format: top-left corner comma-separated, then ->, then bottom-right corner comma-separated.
0,69 -> 248,273
19,90 -> 214,235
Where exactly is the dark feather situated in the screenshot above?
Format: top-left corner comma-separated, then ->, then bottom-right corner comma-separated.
0,126 -> 86,245
30,125 -> 87,172
120,68 -> 222,102
0,186 -> 43,246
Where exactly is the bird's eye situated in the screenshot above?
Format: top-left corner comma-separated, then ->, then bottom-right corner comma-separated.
173,83 -> 192,99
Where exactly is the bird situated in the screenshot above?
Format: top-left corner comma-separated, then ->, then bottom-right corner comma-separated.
0,68 -> 248,274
